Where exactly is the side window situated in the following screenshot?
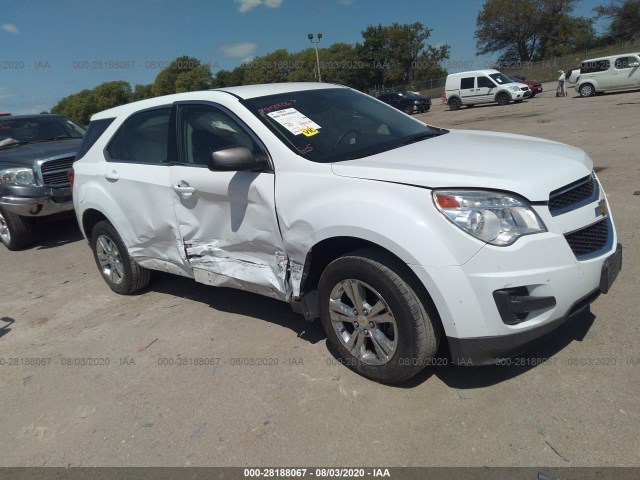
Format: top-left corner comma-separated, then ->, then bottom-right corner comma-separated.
106,108 -> 171,163
581,59 -> 610,74
178,104 -> 265,166
477,76 -> 494,88
614,56 -> 638,69
460,77 -> 474,89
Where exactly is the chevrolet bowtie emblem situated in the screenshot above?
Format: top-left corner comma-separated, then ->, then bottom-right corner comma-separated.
596,199 -> 608,217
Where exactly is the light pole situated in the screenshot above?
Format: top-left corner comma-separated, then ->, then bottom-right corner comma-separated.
308,33 -> 322,82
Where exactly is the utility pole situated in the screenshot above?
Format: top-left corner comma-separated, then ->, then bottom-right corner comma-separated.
308,33 -> 322,82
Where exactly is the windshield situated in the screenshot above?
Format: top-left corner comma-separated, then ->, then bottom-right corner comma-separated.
489,73 -> 515,85
0,116 -> 85,147
243,88 -> 445,163
402,92 -> 421,98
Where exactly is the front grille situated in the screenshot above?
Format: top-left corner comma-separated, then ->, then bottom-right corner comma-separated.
549,174 -> 598,215
521,87 -> 529,91
40,156 -> 75,187
565,218 -> 609,258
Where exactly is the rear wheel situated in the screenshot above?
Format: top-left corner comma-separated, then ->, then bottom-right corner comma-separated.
0,207 -> 34,251
579,83 -> 595,97
448,97 -> 461,111
403,105 -> 413,115
90,221 -> 150,294
318,249 -> 440,384
497,92 -> 511,105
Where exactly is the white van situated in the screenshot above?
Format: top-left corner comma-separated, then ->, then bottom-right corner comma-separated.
445,69 -> 531,110
576,52 -> 640,97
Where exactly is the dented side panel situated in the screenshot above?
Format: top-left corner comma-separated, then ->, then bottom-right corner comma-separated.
169,166 -> 289,297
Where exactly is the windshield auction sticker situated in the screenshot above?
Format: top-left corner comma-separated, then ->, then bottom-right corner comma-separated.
267,108 -> 321,136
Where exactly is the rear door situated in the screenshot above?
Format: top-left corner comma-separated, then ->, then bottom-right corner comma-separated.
458,76 -> 478,104
101,106 -> 190,275
169,102 -> 288,299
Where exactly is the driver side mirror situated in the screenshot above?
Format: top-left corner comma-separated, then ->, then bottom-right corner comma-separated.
207,146 -> 269,172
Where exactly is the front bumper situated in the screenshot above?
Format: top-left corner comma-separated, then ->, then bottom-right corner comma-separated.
0,193 -> 73,216
410,208 -> 620,366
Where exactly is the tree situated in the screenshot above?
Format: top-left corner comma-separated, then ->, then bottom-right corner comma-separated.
357,22 -> 449,88
92,81 -> 132,112
130,84 -> 155,102
212,67 -> 245,88
241,49 -> 295,84
595,0 -> 640,43
152,56 -> 213,96
475,0 -> 594,62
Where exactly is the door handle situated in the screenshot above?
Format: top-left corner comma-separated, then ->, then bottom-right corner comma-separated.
104,170 -> 119,181
173,182 -> 196,198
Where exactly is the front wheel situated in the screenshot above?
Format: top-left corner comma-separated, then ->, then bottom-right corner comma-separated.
90,221 -> 150,294
318,249 -> 440,384
0,207 -> 34,251
403,105 -> 413,115
497,92 -> 511,105
448,97 -> 461,111
579,83 -> 595,97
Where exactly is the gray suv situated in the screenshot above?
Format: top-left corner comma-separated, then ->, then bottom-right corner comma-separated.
0,114 -> 85,250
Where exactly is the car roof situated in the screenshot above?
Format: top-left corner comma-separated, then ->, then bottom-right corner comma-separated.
90,82 -> 347,121
581,52 -> 640,63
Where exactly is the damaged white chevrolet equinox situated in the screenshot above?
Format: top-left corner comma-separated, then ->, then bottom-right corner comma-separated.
72,83 -> 621,383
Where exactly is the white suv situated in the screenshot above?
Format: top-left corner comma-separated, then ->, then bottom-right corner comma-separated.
445,69 -> 531,110
72,83 -> 621,383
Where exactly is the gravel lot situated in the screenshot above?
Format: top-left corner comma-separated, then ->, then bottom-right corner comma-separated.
1,84 -> 639,468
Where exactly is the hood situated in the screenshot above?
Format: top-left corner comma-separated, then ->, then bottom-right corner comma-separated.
0,138 -> 82,167
331,130 -> 593,201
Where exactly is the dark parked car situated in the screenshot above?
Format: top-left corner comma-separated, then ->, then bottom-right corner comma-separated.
510,75 -> 543,97
377,91 -> 431,114
0,114 -> 85,250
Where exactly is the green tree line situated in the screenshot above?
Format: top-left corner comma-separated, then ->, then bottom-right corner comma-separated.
52,22 -> 448,124
52,3 -> 639,124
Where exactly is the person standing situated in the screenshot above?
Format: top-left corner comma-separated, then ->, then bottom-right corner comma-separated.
557,70 -> 566,96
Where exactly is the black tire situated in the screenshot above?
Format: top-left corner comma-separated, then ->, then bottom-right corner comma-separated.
0,207 -> 34,251
318,248 -> 440,384
403,105 -> 413,115
90,221 -> 150,294
448,97 -> 461,111
579,83 -> 595,97
497,92 -> 511,106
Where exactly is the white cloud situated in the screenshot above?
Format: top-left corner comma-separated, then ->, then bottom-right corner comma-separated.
1,24 -> 19,34
234,0 -> 283,13
220,41 -> 258,58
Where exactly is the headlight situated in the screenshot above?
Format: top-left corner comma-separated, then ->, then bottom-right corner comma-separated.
0,167 -> 36,186
433,190 -> 547,246
510,86 -> 520,92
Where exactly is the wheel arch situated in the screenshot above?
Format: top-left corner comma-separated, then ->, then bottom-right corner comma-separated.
81,208 -> 111,241
298,235 -> 445,340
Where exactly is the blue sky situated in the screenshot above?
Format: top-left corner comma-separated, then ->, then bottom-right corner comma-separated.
1,0 -> 605,114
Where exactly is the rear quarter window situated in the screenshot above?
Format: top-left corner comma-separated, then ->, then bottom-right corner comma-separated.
76,118 -> 114,160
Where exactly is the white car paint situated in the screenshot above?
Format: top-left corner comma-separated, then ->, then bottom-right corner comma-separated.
73,82 -> 620,368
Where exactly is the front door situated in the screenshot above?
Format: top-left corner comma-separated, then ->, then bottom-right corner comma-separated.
169,102 -> 289,300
